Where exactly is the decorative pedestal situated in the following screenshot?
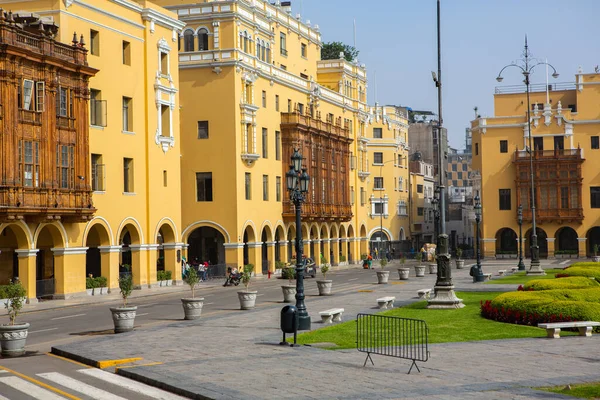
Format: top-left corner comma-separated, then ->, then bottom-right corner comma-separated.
426,286 -> 465,309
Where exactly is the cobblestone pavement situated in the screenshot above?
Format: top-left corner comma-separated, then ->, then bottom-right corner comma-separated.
52,260 -> 596,399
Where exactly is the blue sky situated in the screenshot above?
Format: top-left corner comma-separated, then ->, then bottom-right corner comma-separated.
297,0 -> 600,148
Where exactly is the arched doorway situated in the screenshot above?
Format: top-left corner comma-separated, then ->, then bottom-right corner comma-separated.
36,224 -> 65,299
370,230 -> 389,259
556,226 -> 578,253
85,223 -> 110,280
187,226 -> 225,265
0,226 -> 25,285
242,226 -> 256,267
525,227 -> 548,258
587,227 -> 600,256
260,226 -> 272,275
495,228 -> 517,254
275,226 -> 285,264
119,223 -> 141,284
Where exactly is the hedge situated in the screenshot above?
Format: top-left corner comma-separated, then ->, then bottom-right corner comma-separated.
560,267 -> 600,280
524,277 -> 599,291
481,288 -> 600,328
568,262 -> 600,268
86,276 -> 108,289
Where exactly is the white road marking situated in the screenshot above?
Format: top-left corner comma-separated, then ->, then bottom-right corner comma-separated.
348,278 -> 359,281
0,376 -> 66,400
0,393 -> 9,400
136,313 -> 149,317
51,313 -> 86,320
78,368 -> 188,399
204,302 -> 214,305
29,328 -> 59,334
256,294 -> 264,297
560,260 -> 570,265
38,372 -> 127,400
138,303 -> 156,308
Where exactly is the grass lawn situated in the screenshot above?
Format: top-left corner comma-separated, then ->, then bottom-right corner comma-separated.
485,269 -> 564,285
293,292 -> 557,349
539,382 -> 600,398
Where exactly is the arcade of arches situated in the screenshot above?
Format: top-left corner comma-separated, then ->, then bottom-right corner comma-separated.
485,225 -> 600,259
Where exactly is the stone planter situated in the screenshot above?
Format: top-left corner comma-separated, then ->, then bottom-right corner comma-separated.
238,291 -> 258,310
110,306 -> 137,334
166,279 -> 173,286
99,287 -> 108,295
456,259 -> 465,269
428,263 -> 437,274
281,285 -> 296,303
376,270 -> 390,284
0,323 -> 30,357
414,265 -> 426,277
398,268 -> 410,280
86,288 -> 94,296
593,256 -> 600,262
181,298 -> 204,320
316,280 -> 333,296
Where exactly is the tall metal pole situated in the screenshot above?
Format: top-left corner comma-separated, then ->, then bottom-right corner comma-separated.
437,0 -> 446,237
294,188 -> 310,330
517,204 -> 525,270
380,163 -> 384,260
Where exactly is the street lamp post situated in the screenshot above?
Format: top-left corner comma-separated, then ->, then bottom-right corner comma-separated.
472,194 -> 485,282
432,196 -> 439,247
496,37 -> 557,275
285,148 -> 311,330
517,204 -> 525,270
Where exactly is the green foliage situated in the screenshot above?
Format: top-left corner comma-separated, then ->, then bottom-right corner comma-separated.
320,263 -> 330,280
415,252 -> 423,263
570,262 -> 600,268
157,270 -> 173,281
485,269 -> 564,285
321,41 -> 359,62
118,269 -> 134,307
339,255 -> 346,262
379,258 -> 387,269
4,282 -> 26,325
320,254 -> 328,265
361,253 -> 368,260
0,285 -> 9,299
594,244 -> 599,257
96,276 -> 107,288
242,264 -> 254,290
540,381 -> 600,398
282,267 -> 296,282
456,247 -> 463,260
562,267 -> 600,280
86,276 -> 98,289
275,261 -> 286,269
554,250 -> 578,255
400,256 -> 406,265
524,277 -> 599,291
183,265 -> 200,298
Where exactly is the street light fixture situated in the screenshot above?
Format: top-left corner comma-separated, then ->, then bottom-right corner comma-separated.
431,196 -> 439,246
517,204 -> 525,270
472,194 -> 485,282
286,148 -> 311,330
496,37 -> 558,275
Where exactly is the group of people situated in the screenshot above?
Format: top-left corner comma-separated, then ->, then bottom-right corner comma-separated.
181,257 -> 209,281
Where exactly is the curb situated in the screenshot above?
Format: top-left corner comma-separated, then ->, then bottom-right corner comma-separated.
51,346 -> 102,369
117,367 -> 212,400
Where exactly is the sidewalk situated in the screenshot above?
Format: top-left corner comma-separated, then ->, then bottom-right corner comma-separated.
50,261 -> 595,399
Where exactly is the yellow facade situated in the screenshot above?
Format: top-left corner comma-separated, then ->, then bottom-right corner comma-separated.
472,71 -> 600,259
155,0 -> 410,271
4,0 -> 185,300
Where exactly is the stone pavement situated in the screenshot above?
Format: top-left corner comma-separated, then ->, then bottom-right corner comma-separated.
50,259 -> 599,399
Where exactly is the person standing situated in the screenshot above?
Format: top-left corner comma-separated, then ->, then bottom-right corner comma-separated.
202,261 -> 209,281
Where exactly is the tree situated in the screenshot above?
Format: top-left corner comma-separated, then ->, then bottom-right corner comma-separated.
321,42 -> 359,62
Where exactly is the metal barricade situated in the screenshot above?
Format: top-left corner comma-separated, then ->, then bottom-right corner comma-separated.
36,278 -> 55,299
356,313 -> 429,374
206,264 -> 227,280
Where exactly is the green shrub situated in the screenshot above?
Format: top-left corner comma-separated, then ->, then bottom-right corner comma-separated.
0,285 -> 9,299
379,258 -> 387,268
561,267 -> 600,280
184,265 -> 200,298
524,277 -> 599,291
164,270 -> 172,280
96,276 -> 107,288
569,262 -> 600,268
119,273 -> 134,307
339,255 -> 346,262
86,276 -> 98,289
282,267 -> 296,282
275,261 -> 286,269
242,264 -> 254,290
5,282 -> 26,325
320,263 -> 330,280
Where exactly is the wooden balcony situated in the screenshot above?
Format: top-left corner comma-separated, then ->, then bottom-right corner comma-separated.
280,112 -> 350,139
0,186 -> 95,222
282,201 -> 353,222
513,148 -> 583,162
521,208 -> 584,223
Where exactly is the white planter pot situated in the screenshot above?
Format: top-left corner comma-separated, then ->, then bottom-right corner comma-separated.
593,256 -> 600,262
456,260 -> 465,269
181,298 -> 204,320
86,288 -> 94,296
281,285 -> 296,303
238,291 -> 258,310
414,265 -> 426,277
99,287 -> 107,295
376,271 -> 390,284
317,280 -> 333,296
166,279 -> 173,286
398,268 -> 410,280
428,263 -> 437,274
110,306 -> 137,334
0,323 -> 30,357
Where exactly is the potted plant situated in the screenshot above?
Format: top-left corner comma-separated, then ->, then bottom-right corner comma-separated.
237,264 -> 257,309
96,276 -> 108,295
165,270 -> 173,286
110,266 -> 137,333
428,253 -> 438,274
398,256 -> 410,280
281,266 -> 296,303
0,281 -> 28,357
181,264 -> 204,320
316,260 -> 332,295
376,258 -> 390,284
86,274 -> 97,296
593,244 -> 600,262
339,254 -> 347,266
157,270 -> 165,286
456,248 -> 465,269
414,252 -> 426,277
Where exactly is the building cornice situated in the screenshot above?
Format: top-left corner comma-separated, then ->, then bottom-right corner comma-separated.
75,0 -> 145,29
142,8 -> 186,32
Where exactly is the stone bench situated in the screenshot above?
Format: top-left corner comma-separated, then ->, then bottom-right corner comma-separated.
319,308 -> 344,324
510,267 -> 518,273
417,289 -> 431,299
483,273 -> 492,281
376,296 -> 395,309
498,270 -> 506,276
538,321 -> 600,338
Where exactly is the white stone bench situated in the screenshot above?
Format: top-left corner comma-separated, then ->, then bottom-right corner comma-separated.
538,321 -> 600,338
319,308 -> 344,324
417,289 -> 431,299
376,296 -> 395,309
498,270 -> 506,276
510,267 -> 518,273
483,273 -> 492,281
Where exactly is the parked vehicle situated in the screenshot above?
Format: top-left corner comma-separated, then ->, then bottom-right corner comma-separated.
223,269 -> 242,286
304,257 -> 317,278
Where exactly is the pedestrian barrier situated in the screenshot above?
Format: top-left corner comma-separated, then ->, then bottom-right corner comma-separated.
356,313 -> 429,374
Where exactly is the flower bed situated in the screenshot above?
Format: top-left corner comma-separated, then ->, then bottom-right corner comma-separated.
568,262 -> 600,268
559,267 -> 600,280
524,276 -> 599,291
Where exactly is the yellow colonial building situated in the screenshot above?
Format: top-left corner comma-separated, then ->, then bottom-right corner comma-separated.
472,69 -> 600,259
2,0 -> 185,301
154,0 -> 410,272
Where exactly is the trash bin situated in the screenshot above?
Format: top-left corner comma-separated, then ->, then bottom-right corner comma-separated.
280,305 -> 298,346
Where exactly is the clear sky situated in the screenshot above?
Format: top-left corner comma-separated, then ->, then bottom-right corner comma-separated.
296,0 -> 600,149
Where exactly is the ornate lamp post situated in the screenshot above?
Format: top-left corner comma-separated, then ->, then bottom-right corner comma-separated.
517,204 -> 525,270
472,194 -> 485,282
285,148 -> 311,330
432,196 -> 439,247
496,37 -> 558,275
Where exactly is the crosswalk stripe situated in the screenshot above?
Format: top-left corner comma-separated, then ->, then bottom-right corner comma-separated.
0,376 -> 69,400
38,372 -> 127,400
0,394 -> 9,400
78,368 -> 188,400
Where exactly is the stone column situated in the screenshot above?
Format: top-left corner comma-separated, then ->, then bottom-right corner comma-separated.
331,239 -> 340,265
246,242 -> 263,275
577,237 -> 587,258
163,242 -> 184,285
322,239 -> 331,266
265,241 -> 276,272
52,247 -> 88,299
303,239 -> 310,260
546,238 -> 556,259
146,244 -> 159,288
224,243 -> 244,269
15,249 -> 38,303
98,245 -> 120,291
278,240 -> 288,264
129,245 -> 149,290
